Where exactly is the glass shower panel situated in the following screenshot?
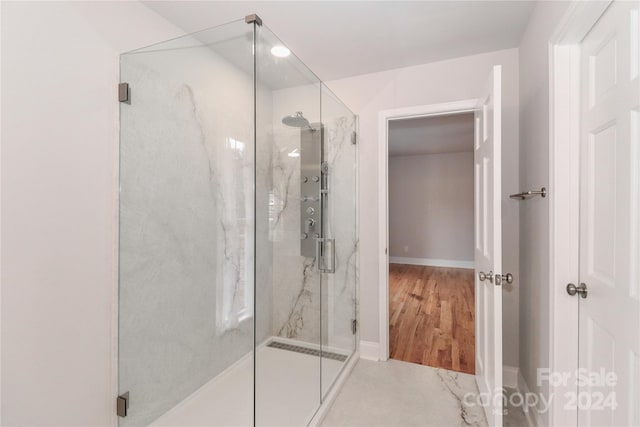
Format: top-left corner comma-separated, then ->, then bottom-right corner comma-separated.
320,85 -> 358,398
254,24 -> 323,426
118,20 -> 255,426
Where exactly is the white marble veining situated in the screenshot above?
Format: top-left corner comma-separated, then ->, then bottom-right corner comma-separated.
321,359 -> 488,427
322,115 -> 358,353
270,112 -> 358,354
268,123 -> 320,343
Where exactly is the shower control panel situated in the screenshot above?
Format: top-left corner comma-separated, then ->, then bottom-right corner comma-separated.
300,124 -> 324,257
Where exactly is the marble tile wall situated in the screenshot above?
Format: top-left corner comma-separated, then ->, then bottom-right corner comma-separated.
269,108 -> 358,352
268,121 -> 321,344
322,115 -> 358,352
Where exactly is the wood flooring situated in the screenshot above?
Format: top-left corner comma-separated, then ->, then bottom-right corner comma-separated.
389,264 -> 475,374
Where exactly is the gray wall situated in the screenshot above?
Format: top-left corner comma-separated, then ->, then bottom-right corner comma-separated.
388,152 -> 474,263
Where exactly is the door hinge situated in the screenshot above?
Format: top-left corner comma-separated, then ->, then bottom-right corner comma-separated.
351,131 -> 357,145
117,392 -> 129,418
118,82 -> 130,103
351,319 -> 358,335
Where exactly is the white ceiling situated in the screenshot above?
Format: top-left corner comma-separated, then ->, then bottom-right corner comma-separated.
144,1 -> 535,82
388,113 -> 474,157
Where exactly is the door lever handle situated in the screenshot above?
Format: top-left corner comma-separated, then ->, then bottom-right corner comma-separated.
478,271 -> 493,283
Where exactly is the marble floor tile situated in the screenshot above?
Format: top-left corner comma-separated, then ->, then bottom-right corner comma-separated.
321,359 -> 488,427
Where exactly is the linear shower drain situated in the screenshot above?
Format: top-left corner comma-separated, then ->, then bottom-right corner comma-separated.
267,341 -> 348,362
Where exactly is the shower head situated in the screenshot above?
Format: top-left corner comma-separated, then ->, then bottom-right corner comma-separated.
282,111 -> 312,130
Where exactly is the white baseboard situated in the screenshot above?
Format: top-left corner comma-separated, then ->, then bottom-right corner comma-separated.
518,370 -> 544,427
503,365 -> 519,389
359,340 -> 380,361
389,256 -> 474,269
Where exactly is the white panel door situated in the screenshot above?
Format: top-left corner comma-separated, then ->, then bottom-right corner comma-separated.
578,1 -> 640,425
474,65 -> 503,427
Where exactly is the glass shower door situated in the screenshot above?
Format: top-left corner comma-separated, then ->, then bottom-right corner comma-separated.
320,85 -> 358,398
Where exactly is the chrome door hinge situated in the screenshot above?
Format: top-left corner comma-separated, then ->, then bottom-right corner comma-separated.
117,392 -> 129,417
351,131 -> 357,145
119,83 -> 130,103
351,319 -> 358,335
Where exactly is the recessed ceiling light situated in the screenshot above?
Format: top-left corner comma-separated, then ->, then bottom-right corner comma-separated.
271,45 -> 290,58
288,148 -> 300,158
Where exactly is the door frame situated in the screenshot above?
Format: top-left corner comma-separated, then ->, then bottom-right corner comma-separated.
548,1 -> 612,425
377,99 -> 479,362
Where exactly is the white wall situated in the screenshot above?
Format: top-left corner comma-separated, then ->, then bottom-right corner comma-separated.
0,2 -> 186,425
388,152 -> 474,264
326,48 -> 521,368
517,1 -> 571,423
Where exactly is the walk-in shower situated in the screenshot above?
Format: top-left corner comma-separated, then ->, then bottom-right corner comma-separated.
118,14 -> 358,427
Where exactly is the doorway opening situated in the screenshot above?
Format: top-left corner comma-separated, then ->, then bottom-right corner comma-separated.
386,112 -> 476,374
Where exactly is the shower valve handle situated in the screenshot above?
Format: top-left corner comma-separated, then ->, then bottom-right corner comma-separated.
305,218 -> 315,234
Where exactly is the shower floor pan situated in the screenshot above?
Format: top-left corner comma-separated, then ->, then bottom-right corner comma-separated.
150,337 -> 349,427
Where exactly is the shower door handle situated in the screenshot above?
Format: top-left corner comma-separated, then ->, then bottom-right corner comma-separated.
316,237 -> 336,273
